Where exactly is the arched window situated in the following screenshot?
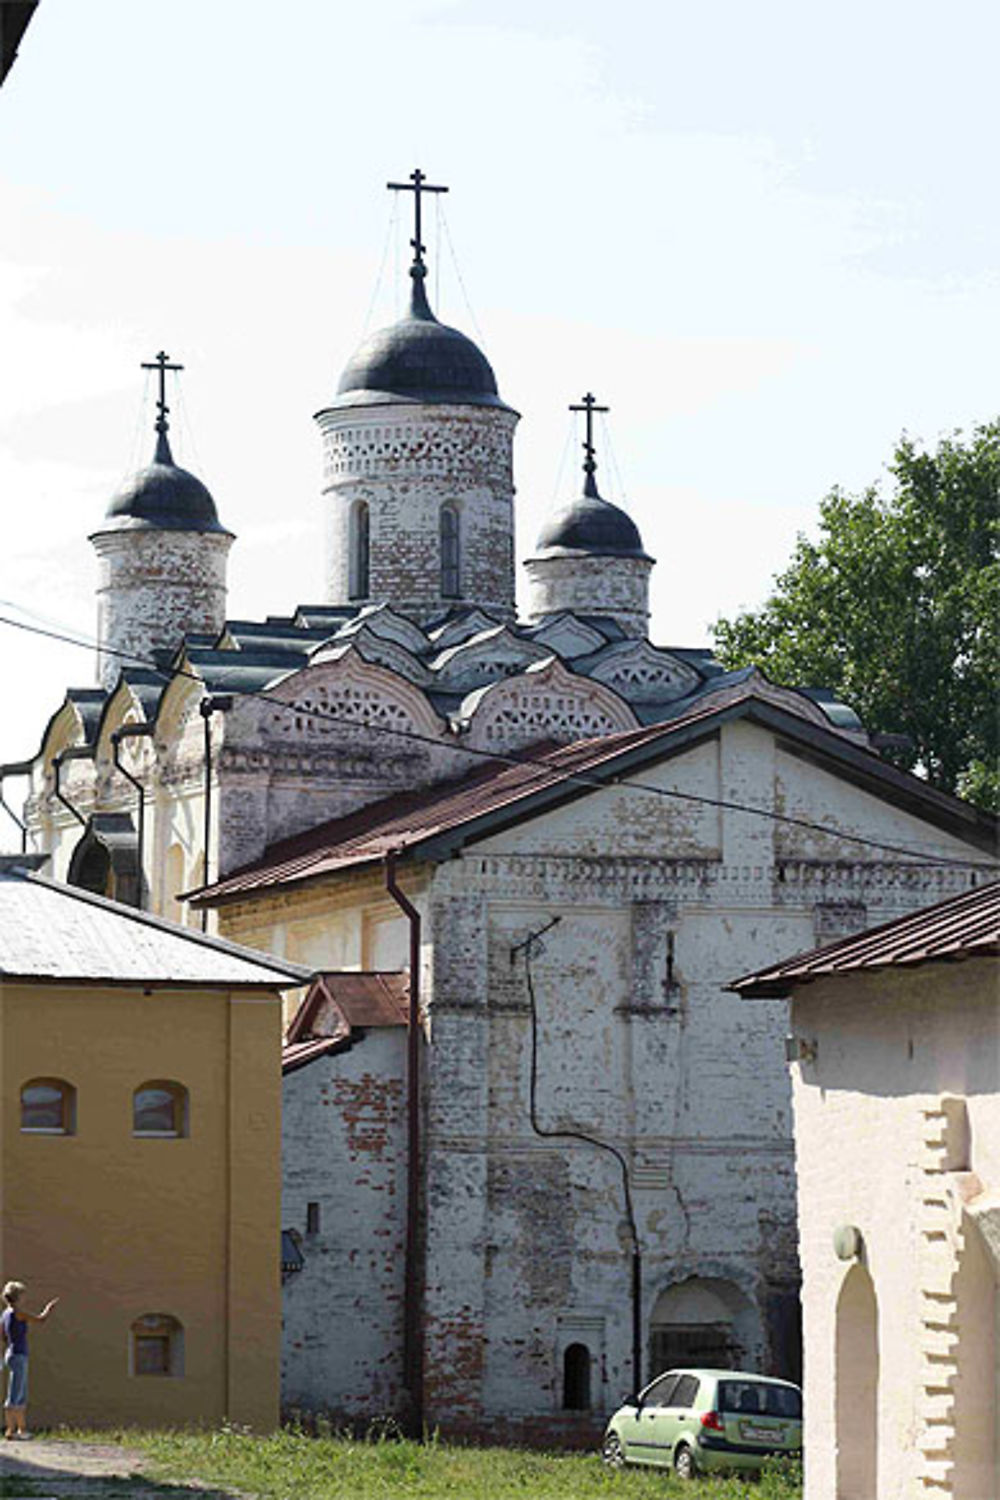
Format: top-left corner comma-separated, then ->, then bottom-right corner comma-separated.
349,501 -> 370,600
130,1313 -> 184,1376
562,1342 -> 591,1410
649,1277 -> 756,1378
440,504 -> 460,598
21,1079 -> 76,1135
133,1081 -> 188,1138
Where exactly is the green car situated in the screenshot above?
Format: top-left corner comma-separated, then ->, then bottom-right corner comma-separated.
601,1367 -> 803,1480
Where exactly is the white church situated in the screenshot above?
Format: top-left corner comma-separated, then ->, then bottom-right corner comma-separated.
10,174 -> 997,1441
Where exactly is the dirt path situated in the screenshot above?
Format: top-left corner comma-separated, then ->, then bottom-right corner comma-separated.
0,1439 -> 237,1499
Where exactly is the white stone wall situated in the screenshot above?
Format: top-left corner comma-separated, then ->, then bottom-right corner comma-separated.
524,553 -> 652,638
282,1030 -> 408,1420
317,405 -> 519,624
91,529 -> 232,690
789,963 -> 1000,1500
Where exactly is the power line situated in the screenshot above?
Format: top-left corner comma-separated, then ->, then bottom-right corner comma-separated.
0,608 -> 995,872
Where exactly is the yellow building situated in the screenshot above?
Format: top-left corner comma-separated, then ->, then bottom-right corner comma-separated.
0,859 -> 309,1430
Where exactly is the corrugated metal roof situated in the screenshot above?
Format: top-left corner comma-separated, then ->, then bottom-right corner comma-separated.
196,716 -> 688,905
0,867 -> 312,987
732,880 -> 1000,998
282,971 -> 409,1073
193,680 -> 998,908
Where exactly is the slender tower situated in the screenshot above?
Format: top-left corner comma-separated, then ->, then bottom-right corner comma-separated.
525,393 -> 653,637
90,353 -> 234,689
315,171 -> 519,626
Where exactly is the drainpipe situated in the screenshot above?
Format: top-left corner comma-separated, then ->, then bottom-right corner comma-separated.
198,695 -> 233,932
384,849 -> 423,1438
53,747 -> 92,828
0,759 -> 33,852
112,724 -> 154,910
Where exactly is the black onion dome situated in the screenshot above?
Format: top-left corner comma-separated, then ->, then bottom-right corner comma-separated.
329,270 -> 511,411
535,475 -> 649,559
97,431 -> 231,535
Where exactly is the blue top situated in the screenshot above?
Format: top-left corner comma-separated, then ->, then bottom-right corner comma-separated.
2,1308 -> 27,1355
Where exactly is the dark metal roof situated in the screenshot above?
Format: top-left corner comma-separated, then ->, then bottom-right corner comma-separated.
94,432 -> 231,537
732,880 -> 1000,998
534,476 -> 650,560
323,271 -> 511,413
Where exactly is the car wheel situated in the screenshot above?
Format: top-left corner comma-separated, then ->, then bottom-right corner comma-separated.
673,1443 -> 696,1480
601,1432 -> 626,1469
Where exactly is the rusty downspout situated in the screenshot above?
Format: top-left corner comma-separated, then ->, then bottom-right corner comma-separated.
0,760 -> 33,852
112,724 -> 154,910
384,849 -> 424,1438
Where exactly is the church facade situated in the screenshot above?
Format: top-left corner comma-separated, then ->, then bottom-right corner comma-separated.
11,179 -> 998,1439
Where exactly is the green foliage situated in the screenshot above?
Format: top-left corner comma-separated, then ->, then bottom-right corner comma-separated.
713,421 -> 1000,810
57,1426 -> 803,1500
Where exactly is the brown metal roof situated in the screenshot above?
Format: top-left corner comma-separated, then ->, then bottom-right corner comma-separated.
196,718 -> 683,905
192,683 -> 998,909
732,880 -> 1000,998
282,971 -> 409,1073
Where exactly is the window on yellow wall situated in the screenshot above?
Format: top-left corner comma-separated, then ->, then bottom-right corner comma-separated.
130,1314 -> 184,1376
133,1081 -> 188,1138
20,1079 -> 76,1135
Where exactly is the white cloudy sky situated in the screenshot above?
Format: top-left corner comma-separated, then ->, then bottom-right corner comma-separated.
1,0 -> 997,834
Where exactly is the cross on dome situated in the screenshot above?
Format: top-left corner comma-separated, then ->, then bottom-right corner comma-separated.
141,350 -> 184,442
570,392 -> 609,497
386,168 -> 449,277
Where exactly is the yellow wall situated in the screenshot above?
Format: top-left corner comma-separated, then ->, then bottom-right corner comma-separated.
0,980 -> 281,1431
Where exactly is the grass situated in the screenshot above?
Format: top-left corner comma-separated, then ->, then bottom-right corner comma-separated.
54,1426 -> 803,1500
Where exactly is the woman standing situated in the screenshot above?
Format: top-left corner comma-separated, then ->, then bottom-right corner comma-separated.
2,1281 -> 58,1439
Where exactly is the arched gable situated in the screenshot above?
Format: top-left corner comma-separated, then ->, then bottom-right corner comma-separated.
461,657 -> 638,751
527,613 -> 609,659
260,645 -> 446,750
580,638 -> 701,704
154,666 -> 207,767
427,608 -> 504,652
332,603 -> 430,656
308,628 -> 430,687
429,625 -> 552,690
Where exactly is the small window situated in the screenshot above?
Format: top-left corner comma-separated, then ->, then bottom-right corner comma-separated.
133,1081 -> 188,1138
440,504 -> 460,598
306,1201 -> 321,1236
130,1313 -> 183,1377
643,1372 -> 681,1408
672,1374 -> 700,1409
562,1342 -> 591,1410
21,1079 -> 76,1135
349,501 -> 370,600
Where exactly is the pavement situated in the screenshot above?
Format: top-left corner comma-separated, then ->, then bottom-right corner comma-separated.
0,1439 -> 236,1499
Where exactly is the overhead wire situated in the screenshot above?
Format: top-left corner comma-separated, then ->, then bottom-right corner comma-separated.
0,607 -> 995,872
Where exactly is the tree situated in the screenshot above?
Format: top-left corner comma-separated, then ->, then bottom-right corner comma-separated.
713,421 -> 999,811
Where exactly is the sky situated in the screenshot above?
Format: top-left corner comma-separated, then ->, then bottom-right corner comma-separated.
1,0 -> 997,845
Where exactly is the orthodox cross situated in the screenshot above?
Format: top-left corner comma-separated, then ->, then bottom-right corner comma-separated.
141,350 -> 183,436
570,392 -> 609,482
386,168 -> 448,271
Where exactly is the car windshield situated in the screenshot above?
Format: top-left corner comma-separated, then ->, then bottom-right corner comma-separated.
717,1380 -> 802,1419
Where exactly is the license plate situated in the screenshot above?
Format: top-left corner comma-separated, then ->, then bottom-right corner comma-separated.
739,1422 -> 784,1443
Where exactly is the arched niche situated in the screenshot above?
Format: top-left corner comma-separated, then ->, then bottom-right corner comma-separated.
835,1264 -> 878,1500
648,1276 -> 761,1380
68,813 -> 140,907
